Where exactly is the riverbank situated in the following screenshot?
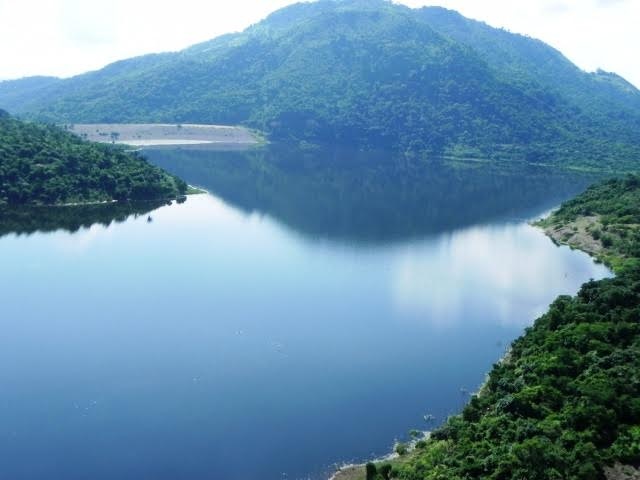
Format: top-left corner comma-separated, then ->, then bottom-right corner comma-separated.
538,214 -> 604,257
330,435 -> 429,480
535,175 -> 640,273
331,175 -> 640,480
67,123 -> 262,148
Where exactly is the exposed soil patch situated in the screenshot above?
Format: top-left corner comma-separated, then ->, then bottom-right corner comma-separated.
68,123 -> 260,147
542,215 -> 604,256
330,464 -> 365,480
605,464 -> 640,480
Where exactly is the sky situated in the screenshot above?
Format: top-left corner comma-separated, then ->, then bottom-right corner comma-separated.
0,0 -> 638,87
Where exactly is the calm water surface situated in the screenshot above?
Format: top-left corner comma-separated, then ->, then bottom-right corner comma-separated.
0,148 -> 611,480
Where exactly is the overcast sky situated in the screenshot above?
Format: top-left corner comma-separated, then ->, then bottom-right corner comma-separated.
0,0 -> 638,87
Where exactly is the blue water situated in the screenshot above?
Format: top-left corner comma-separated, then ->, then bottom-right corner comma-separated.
0,148 -> 611,479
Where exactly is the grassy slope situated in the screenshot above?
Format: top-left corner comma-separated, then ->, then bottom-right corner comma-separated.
343,176 -> 640,480
0,112 -> 187,205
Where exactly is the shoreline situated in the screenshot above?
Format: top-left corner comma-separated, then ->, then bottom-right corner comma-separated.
329,434 -> 430,480
66,123 -> 263,148
533,211 -> 622,271
329,206 -> 617,480
536,214 -> 605,259
4,192 -> 200,209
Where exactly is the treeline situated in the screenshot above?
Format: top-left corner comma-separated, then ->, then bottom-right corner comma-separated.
0,111 -> 186,205
550,175 -> 640,227
369,175 -> 640,480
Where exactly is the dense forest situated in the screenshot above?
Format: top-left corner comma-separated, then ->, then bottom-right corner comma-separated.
356,176 -> 640,480
1,1 -> 640,168
0,110 -> 186,205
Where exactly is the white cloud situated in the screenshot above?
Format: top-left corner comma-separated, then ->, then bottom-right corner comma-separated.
59,0 -> 118,45
0,0 -> 638,88
0,0 -> 298,79
390,223 -> 610,329
595,0 -> 628,6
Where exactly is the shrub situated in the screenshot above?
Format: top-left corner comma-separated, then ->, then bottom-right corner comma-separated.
395,442 -> 408,456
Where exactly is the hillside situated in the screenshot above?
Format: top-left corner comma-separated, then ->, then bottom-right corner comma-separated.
0,111 -> 186,205
338,176 -> 640,480
418,8 -> 640,119
1,1 -> 640,167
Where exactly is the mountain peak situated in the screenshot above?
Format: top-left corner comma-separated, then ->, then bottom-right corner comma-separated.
257,0 -> 405,31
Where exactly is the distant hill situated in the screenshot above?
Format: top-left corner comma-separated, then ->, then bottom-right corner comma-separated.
0,76 -> 61,113
1,0 -> 640,167
0,111 -> 186,205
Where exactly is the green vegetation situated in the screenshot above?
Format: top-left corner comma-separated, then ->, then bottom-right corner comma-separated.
341,176 -> 640,479
366,462 -> 393,480
395,443 -> 409,457
537,175 -> 640,272
418,7 -> 640,146
2,1 -> 640,168
0,111 -> 186,205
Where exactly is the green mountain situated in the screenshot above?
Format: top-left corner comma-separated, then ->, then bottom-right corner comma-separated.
418,7 -> 640,115
1,0 -> 640,167
0,76 -> 61,113
0,110 -> 186,205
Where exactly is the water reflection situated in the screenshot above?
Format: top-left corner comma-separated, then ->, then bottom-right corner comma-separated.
146,145 -> 602,244
391,223 -> 610,328
0,200 -> 176,238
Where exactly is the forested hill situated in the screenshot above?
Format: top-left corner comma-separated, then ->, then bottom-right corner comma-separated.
418,7 -> 640,153
350,176 -> 640,480
2,0 -> 640,167
0,111 -> 186,205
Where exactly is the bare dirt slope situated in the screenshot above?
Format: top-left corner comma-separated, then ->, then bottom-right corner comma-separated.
68,123 -> 260,147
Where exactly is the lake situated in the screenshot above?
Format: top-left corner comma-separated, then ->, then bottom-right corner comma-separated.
0,147 -> 611,480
